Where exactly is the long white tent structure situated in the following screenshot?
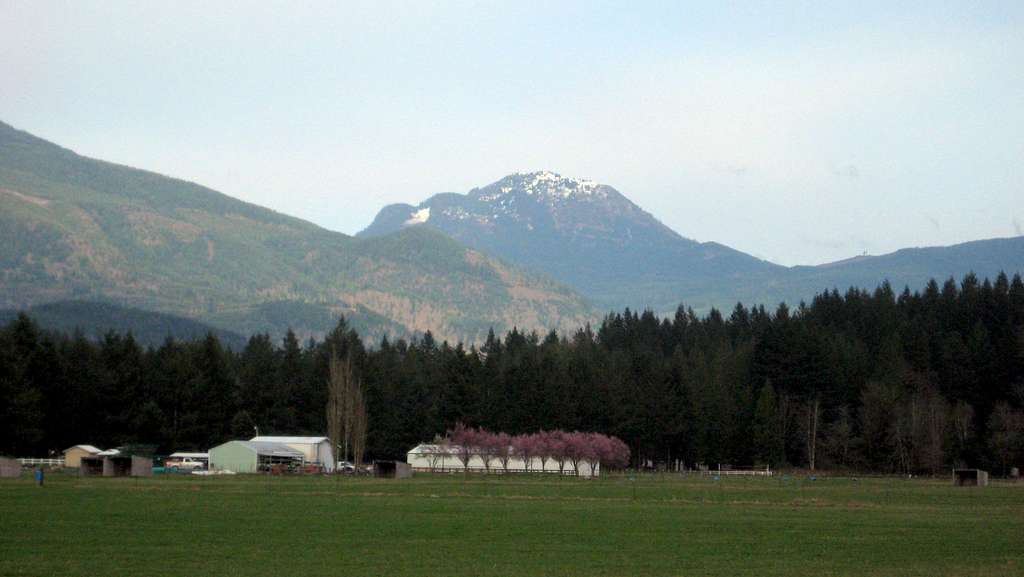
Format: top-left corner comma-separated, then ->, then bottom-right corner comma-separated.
407,444 -> 599,477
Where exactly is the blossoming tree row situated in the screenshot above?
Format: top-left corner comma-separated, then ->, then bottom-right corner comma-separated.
418,424 -> 630,476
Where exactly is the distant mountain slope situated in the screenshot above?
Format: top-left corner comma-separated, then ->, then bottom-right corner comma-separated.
359,171 -> 782,312
0,122 -> 593,343
361,172 -> 1024,313
781,236 -> 1024,298
0,301 -> 248,349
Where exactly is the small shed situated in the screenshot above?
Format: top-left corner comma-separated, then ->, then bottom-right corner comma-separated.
63,445 -> 102,468
0,456 -> 21,478
953,469 -> 989,486
80,454 -> 152,477
209,440 -> 304,474
374,460 -> 413,479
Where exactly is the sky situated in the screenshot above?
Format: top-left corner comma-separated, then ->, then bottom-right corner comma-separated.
2,1 -> 1022,266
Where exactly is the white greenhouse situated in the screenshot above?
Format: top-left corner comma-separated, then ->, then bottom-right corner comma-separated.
407,444 -> 599,477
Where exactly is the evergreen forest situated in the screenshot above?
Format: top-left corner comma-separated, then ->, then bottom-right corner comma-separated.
2,273 -> 1023,474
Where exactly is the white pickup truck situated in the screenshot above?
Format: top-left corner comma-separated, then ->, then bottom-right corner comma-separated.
164,456 -> 206,471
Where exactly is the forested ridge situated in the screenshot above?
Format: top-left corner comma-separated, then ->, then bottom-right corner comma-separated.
2,272 -> 1023,474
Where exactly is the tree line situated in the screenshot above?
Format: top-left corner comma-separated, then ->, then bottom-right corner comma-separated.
433,424 -> 631,475
1,272 -> 1023,474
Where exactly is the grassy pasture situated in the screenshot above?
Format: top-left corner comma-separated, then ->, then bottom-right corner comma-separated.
1,472 -> 1022,576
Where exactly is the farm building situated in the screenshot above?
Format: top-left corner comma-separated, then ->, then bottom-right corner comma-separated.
80,454 -> 152,477
63,445 -> 102,468
0,457 -> 21,478
407,444 -> 600,477
209,441 -> 305,473
953,469 -> 989,486
374,461 -> 413,479
250,436 -> 335,472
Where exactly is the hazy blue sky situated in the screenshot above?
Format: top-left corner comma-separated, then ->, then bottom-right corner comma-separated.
2,1 -> 1021,265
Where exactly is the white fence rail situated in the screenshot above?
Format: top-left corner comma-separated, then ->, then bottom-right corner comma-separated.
18,458 -> 65,467
699,465 -> 773,477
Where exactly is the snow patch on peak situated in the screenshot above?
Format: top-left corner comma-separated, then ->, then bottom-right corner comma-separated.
518,171 -> 601,198
404,207 -> 430,225
468,172 -> 612,224
480,171 -> 604,202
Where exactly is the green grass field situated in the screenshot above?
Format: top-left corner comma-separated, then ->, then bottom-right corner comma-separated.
1,471 -> 1022,576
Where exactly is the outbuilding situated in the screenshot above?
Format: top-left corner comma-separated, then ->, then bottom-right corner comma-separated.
0,456 -> 21,478
406,444 -> 600,477
374,460 -> 413,479
250,436 -> 335,472
209,441 -> 305,474
953,469 -> 989,486
80,454 -> 152,477
63,445 -> 102,469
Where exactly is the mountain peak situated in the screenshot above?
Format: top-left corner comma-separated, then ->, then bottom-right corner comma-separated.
480,171 -> 606,201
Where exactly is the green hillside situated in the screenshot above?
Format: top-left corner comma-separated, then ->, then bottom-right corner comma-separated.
0,301 -> 248,349
0,121 -> 593,343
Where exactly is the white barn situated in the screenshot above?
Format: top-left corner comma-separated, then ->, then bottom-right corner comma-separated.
250,436 -> 335,471
407,444 -> 600,477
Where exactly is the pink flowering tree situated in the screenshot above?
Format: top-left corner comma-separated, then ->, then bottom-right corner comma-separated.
533,432 -> 552,473
512,433 -> 538,472
493,432 -> 514,473
600,435 -> 631,470
581,433 -> 605,476
448,423 -> 478,473
565,431 -> 590,475
548,430 -> 570,474
446,426 -> 629,476
476,428 -> 498,473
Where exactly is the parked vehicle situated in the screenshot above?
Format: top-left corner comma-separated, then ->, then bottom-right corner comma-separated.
164,457 -> 206,472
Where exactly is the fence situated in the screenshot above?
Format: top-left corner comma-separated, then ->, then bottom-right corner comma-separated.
411,466 -> 583,476
18,458 -> 65,467
699,464 -> 773,477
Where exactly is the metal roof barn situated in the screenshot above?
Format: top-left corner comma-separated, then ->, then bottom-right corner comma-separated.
209,441 -> 304,474
250,436 -> 335,472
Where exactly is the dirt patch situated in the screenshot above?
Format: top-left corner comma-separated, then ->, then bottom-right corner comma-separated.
1,187 -> 50,207
464,250 -> 486,267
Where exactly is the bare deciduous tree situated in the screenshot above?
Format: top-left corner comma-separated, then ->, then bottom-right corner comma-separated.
804,395 -> 821,471
326,351 -> 347,466
350,381 -> 367,468
326,350 -> 368,469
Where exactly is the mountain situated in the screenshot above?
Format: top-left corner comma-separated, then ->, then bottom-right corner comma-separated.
0,301 -> 248,349
781,235 -> 1024,299
0,122 -> 593,343
359,171 -> 783,312
361,172 -> 1024,313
